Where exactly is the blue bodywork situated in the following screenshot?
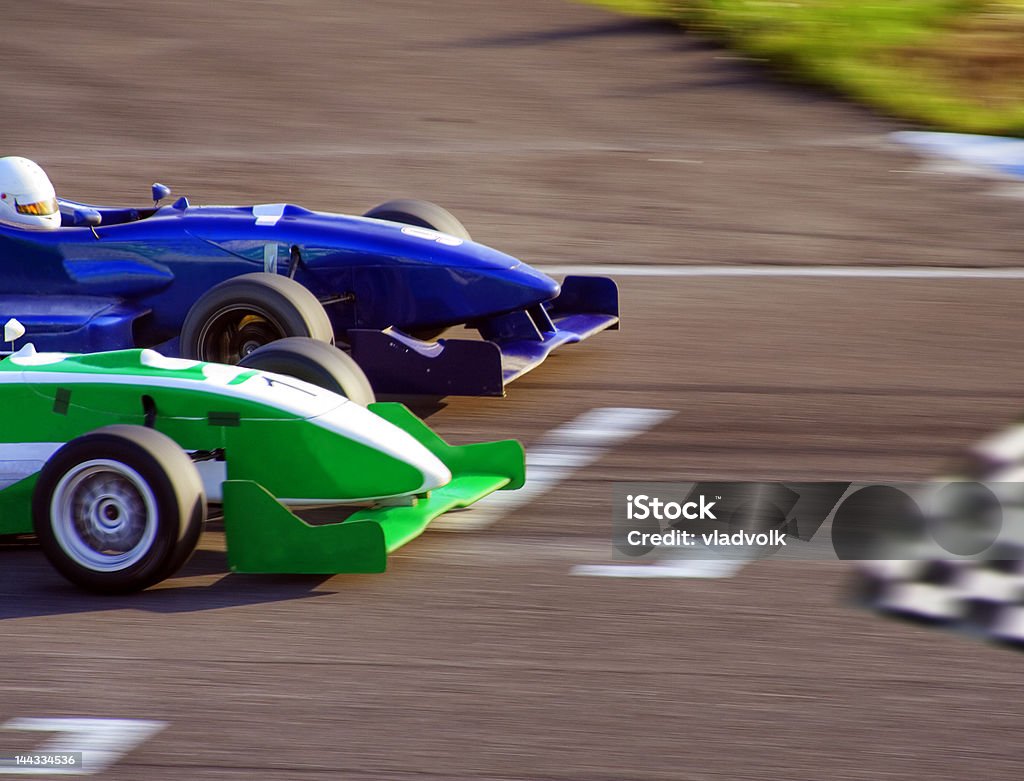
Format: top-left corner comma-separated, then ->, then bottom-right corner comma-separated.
0,194 -> 618,396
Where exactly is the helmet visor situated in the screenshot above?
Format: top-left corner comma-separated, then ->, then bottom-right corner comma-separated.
15,197 -> 58,216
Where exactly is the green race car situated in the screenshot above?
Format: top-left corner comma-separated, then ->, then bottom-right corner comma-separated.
0,339 -> 524,593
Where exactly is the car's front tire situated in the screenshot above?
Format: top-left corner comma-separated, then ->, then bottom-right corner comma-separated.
239,336 -> 376,406
33,425 -> 206,594
180,272 -> 334,364
362,200 -> 472,341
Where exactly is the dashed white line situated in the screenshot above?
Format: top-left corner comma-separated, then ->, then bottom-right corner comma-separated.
1,718 -> 166,776
970,424 -> 1024,469
432,407 -> 675,532
571,558 -> 747,579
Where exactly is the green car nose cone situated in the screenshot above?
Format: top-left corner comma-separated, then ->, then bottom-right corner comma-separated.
224,403 -> 525,574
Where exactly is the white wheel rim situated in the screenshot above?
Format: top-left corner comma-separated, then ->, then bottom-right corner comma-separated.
50,459 -> 159,572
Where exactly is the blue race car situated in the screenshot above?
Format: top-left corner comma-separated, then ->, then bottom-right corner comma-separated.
0,157 -> 618,397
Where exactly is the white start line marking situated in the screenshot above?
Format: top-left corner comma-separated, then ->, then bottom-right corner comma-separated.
431,407 -> 675,532
572,558 -> 748,579
970,424 -> 1024,470
0,718 -> 166,776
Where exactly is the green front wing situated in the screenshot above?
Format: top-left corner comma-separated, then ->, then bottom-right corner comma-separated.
223,403 -> 525,574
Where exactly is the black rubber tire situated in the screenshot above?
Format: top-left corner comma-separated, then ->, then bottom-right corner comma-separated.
33,425 -> 206,594
362,199 -> 472,240
180,272 -> 334,364
238,336 -> 376,406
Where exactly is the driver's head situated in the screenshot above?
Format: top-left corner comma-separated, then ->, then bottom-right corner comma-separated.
0,157 -> 59,230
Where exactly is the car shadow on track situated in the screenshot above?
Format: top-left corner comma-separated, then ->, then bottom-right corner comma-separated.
0,546 -> 352,619
453,18 -> 679,49
453,16 -> 856,110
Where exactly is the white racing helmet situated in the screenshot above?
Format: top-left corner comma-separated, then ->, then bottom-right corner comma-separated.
0,157 -> 60,230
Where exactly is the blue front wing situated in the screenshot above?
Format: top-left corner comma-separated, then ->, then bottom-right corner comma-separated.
349,275 -> 619,396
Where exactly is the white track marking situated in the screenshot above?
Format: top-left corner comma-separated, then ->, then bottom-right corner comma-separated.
432,407 -> 674,532
539,264 -> 1024,279
971,424 -> 1024,469
0,718 -> 166,775
898,158 -> 1015,181
572,558 -> 747,579
893,131 -> 1024,177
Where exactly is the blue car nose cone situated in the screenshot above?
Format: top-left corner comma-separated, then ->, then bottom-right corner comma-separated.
504,263 -> 560,304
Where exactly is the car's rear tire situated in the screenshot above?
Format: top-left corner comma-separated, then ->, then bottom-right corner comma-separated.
180,272 -> 334,364
239,337 -> 376,406
362,199 -> 472,241
33,425 -> 206,594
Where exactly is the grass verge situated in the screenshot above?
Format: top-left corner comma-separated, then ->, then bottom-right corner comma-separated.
578,0 -> 1024,135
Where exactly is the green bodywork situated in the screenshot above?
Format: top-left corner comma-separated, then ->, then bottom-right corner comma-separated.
225,403 -> 525,573
0,348 -> 525,574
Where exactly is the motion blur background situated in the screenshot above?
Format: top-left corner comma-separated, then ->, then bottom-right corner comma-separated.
2,1 -> 1024,779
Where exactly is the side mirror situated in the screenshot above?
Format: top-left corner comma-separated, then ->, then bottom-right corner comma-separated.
4,318 -> 25,344
72,208 -> 102,228
152,183 -> 172,204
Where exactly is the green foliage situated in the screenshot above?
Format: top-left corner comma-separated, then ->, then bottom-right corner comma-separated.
580,0 -> 1024,135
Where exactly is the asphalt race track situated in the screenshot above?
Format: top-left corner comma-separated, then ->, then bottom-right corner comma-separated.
3,2 -> 1024,778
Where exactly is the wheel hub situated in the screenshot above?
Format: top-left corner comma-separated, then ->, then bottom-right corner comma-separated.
51,460 -> 158,570
89,493 -> 133,536
76,476 -> 146,550
201,308 -> 284,363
